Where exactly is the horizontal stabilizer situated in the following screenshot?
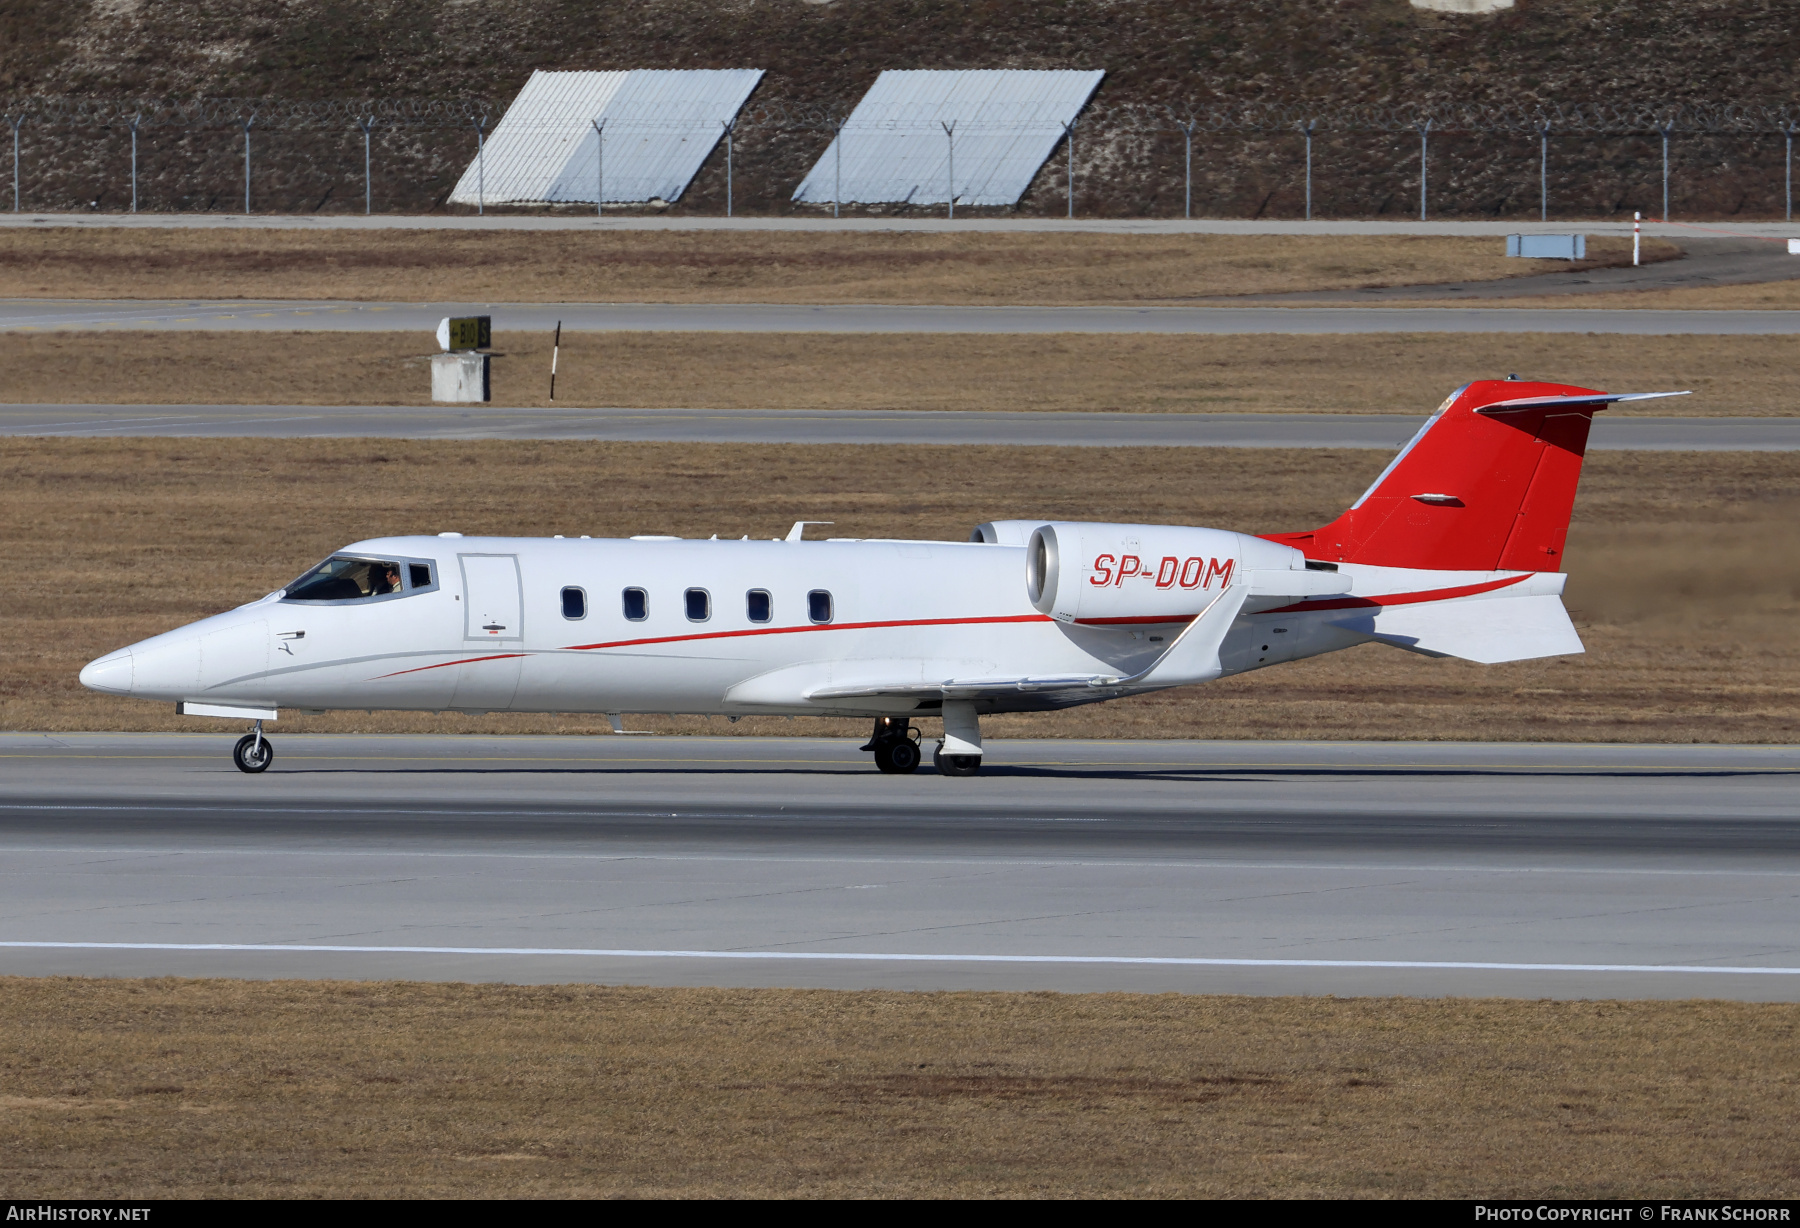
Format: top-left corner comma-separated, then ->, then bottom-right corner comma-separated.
1475,390 -> 1689,414
1333,593 -> 1584,664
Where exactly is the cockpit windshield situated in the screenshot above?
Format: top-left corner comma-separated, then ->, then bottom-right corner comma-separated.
283,556 -> 407,602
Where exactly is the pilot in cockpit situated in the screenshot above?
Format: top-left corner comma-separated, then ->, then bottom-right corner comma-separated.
369,563 -> 402,596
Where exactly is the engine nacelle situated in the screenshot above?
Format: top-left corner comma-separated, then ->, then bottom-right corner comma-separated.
1025,521 -> 1304,625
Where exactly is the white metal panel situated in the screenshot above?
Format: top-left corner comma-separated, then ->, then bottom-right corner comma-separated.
449,70 -> 626,206
450,68 -> 763,206
792,69 -> 1105,208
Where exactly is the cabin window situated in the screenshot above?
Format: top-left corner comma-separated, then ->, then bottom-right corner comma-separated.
622,587 -> 648,621
409,563 -> 433,589
284,556 -> 405,602
685,588 -> 711,622
746,589 -> 772,623
808,590 -> 833,624
561,587 -> 587,620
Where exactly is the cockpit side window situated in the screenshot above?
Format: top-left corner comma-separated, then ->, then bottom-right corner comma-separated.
283,556 -> 406,603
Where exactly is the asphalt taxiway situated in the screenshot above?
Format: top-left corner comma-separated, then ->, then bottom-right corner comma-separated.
3,733 -> 1797,999
6,299 -> 1800,335
2,405 -> 1791,449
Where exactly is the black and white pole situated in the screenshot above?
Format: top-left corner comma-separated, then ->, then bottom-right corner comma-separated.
1633,211 -> 1641,267
591,119 -> 604,216
129,113 -> 141,214
942,120 -> 955,220
550,320 -> 561,401
241,115 -> 255,214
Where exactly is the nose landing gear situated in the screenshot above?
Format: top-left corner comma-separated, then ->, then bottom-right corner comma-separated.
232,721 -> 273,774
860,717 -> 922,774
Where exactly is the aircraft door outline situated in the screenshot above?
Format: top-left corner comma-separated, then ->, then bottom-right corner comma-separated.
459,554 -> 524,642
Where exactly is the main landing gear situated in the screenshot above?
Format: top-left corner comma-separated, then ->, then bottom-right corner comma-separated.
233,721 -> 273,774
933,747 -> 981,777
860,704 -> 985,777
860,717 -> 922,774
935,700 -> 984,777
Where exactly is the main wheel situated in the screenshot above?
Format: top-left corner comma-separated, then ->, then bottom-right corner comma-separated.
232,733 -> 273,774
933,747 -> 981,777
882,738 -> 922,774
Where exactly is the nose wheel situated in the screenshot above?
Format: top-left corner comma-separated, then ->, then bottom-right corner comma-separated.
233,724 -> 273,774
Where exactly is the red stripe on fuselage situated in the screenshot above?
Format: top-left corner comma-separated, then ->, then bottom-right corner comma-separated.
1074,615 -> 1196,625
376,652 -> 526,679
371,614 -> 1054,679
1259,574 -> 1529,615
563,612 -> 1052,652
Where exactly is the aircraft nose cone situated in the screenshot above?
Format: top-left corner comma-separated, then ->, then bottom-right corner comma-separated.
79,647 -> 134,695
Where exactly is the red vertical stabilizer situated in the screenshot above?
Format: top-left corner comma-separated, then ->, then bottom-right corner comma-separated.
1261,380 -> 1618,572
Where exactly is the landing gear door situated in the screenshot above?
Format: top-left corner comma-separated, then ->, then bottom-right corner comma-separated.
460,554 -> 524,642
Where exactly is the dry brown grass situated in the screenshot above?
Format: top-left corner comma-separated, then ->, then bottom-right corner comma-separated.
1,328 -> 1787,415
1,978 -> 1795,1198
0,229 -> 1633,305
4,438 -> 1796,743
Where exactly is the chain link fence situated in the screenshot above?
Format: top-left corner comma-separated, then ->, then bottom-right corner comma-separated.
6,94 -> 1800,219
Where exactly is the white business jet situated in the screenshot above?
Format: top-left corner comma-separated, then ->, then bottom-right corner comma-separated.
80,379 -> 1684,775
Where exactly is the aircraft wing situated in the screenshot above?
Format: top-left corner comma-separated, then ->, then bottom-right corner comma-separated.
808,584 -> 1255,702
806,674 -> 1122,701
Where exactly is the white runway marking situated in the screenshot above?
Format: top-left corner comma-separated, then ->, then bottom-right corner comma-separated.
3,941 -> 1796,976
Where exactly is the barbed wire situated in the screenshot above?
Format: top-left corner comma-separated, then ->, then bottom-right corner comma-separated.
0,97 -> 495,129
4,95 -> 1799,135
1133,101 -> 1800,134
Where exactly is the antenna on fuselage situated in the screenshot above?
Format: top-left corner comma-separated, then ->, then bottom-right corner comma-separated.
784,521 -> 834,542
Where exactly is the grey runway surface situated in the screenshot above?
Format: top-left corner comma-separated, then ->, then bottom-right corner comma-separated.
4,212 -> 1798,238
6,298 -> 1800,335
1234,238 -> 1800,302
2,404 -> 1792,449
3,733 -> 1798,999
